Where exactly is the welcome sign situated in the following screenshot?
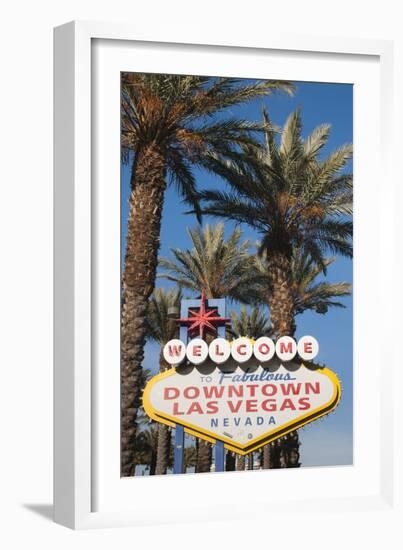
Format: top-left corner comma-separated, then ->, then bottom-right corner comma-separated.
143,337 -> 341,455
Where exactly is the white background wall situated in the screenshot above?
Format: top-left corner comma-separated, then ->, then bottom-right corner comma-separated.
0,0 -> 401,547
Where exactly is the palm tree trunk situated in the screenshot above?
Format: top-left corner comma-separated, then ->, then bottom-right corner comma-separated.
121,144 -> 166,477
278,432 -> 301,468
155,424 -> 171,475
266,251 -> 301,469
247,453 -> 254,470
225,451 -> 236,471
236,454 -> 246,471
195,438 -> 199,472
263,445 -> 271,469
266,252 -> 295,338
149,450 -> 157,476
197,441 -> 212,473
263,443 -> 281,469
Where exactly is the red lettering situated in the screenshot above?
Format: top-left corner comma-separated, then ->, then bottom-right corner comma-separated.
215,344 -> 224,356
305,382 -> 320,394
237,344 -> 247,355
227,400 -> 243,413
203,386 -> 225,399
164,387 -> 180,400
192,345 -> 202,356
168,344 -> 183,357
280,341 -> 293,353
262,384 -> 277,396
246,399 -> 258,412
172,402 -> 184,415
304,342 -> 313,353
262,399 -> 276,412
298,397 -> 311,410
258,343 -> 271,355
206,401 -> 219,414
184,386 -> 200,399
188,402 -> 203,414
246,384 -> 259,397
280,383 -> 301,395
280,398 -> 296,411
228,385 -> 243,398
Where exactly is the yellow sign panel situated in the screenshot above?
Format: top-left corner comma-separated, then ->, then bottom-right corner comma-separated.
143,361 -> 341,455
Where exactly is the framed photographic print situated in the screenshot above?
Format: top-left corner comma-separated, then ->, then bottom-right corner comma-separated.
54,21 -> 397,530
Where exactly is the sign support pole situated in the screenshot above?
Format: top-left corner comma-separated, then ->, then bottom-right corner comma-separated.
215,440 -> 225,472
173,424 -> 184,474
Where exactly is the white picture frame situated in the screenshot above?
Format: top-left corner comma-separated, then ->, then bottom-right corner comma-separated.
54,21 -> 399,530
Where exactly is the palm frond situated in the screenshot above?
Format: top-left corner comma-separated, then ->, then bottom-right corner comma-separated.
196,108 -> 353,273
146,287 -> 182,345
158,223 -> 260,303
121,72 -> 294,209
229,306 -> 272,339
252,247 -> 351,317
303,123 -> 331,160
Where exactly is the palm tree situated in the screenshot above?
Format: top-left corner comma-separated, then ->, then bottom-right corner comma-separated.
127,368 -> 153,476
225,252 -> 351,469
159,223 -> 258,473
146,288 -> 182,475
225,451 -> 236,471
121,75 -> 294,476
184,445 -> 197,471
135,367 -> 153,429
197,108 -> 352,336
236,455 -> 246,471
254,249 -> 351,334
291,253 -> 351,315
197,108 -> 352,467
195,440 -> 212,474
134,425 -> 159,475
159,223 -> 258,302
229,305 -> 272,339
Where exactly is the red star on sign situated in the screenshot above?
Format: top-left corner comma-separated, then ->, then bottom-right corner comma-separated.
176,290 -> 231,340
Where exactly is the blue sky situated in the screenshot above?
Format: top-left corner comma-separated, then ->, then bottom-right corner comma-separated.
121,80 -> 353,467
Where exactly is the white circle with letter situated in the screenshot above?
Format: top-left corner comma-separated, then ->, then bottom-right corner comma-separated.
254,336 -> 275,362
163,339 -> 186,365
276,336 -> 297,361
231,337 -> 253,363
297,335 -> 319,361
186,338 -> 208,365
209,338 -> 231,364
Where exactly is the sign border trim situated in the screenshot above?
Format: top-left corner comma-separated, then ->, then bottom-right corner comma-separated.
143,364 -> 341,455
